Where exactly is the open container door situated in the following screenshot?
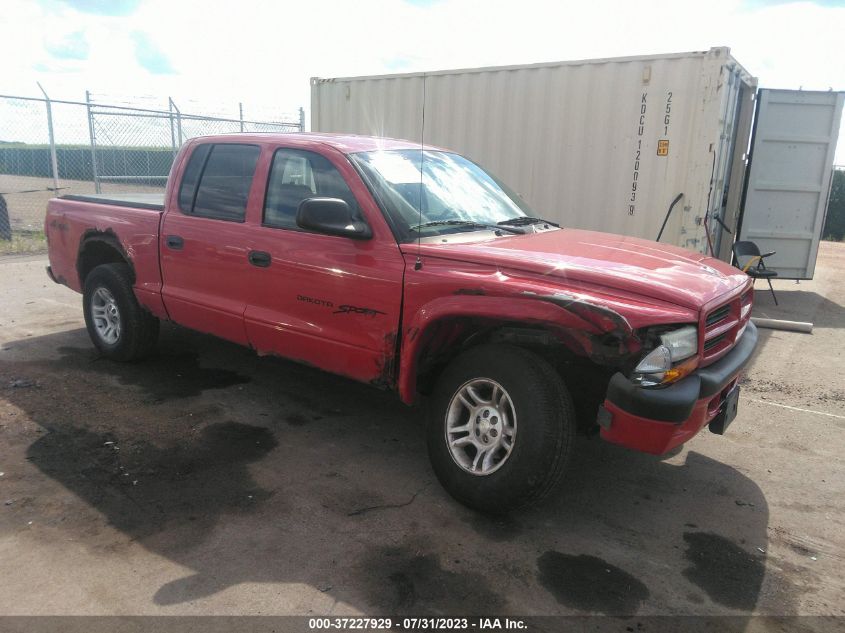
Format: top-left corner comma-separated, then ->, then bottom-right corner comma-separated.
738,89 -> 844,279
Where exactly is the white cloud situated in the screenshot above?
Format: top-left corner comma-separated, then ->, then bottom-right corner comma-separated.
1,0 -> 844,159
43,30 -> 90,61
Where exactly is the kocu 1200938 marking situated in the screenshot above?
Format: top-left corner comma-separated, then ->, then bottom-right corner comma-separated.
628,92 -> 648,216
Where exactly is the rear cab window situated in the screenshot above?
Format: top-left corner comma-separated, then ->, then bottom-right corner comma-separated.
178,143 -> 260,222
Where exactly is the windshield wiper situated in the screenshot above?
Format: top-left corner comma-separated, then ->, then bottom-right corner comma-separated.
497,216 -> 560,228
410,220 -> 524,234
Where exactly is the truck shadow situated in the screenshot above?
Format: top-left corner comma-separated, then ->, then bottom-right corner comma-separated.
0,325 -> 793,616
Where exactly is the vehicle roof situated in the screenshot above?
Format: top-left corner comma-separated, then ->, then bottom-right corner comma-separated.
187,132 -> 444,154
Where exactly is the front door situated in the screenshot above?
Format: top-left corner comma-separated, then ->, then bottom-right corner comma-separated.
243,146 -> 405,385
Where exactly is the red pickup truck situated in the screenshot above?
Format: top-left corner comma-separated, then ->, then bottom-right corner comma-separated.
45,133 -> 757,513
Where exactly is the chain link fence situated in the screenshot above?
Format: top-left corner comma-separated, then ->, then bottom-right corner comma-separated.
0,93 -> 303,253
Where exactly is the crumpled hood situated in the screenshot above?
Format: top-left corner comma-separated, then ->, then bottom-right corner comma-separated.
410,228 -> 749,310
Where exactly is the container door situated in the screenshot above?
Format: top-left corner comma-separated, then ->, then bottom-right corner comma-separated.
710,66 -> 750,260
738,89 -> 844,279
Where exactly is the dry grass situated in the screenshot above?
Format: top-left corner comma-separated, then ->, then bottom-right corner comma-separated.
0,230 -> 47,256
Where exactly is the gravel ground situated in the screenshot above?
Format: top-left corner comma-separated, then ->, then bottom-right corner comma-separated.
0,242 -> 843,621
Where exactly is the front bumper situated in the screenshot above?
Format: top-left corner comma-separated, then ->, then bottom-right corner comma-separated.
598,321 -> 758,455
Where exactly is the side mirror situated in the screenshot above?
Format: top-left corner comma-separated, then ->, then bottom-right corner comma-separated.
296,198 -> 372,240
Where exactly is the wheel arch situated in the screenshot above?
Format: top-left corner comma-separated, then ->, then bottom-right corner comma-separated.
397,294 -> 636,404
77,229 -> 134,287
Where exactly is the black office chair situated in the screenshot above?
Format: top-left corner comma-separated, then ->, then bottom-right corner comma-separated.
733,240 -> 778,305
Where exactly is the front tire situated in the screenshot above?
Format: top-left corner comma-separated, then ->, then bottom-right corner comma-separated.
83,263 -> 159,361
426,344 -> 575,514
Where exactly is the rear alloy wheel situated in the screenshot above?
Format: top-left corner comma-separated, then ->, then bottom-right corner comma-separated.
427,343 -> 575,514
83,263 -> 159,361
90,286 -> 122,345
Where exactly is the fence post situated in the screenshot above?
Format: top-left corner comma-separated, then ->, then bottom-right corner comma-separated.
299,107 -> 305,132
168,97 -> 177,157
86,90 -> 101,193
170,98 -> 183,145
239,102 -> 244,132
37,83 -> 60,193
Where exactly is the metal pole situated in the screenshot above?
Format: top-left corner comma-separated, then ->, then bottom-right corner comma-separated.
239,102 -> 244,132
299,107 -> 305,132
37,82 -> 60,192
85,90 -> 101,193
168,97 -> 177,156
170,98 -> 182,145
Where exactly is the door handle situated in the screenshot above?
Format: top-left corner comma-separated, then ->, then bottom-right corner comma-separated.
166,235 -> 184,250
248,250 -> 271,267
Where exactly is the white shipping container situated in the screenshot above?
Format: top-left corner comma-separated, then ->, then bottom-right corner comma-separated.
312,47 -> 757,260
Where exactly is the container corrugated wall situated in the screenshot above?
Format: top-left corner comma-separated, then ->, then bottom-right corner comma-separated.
312,47 -> 757,256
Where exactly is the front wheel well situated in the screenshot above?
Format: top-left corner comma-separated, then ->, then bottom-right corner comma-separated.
414,319 -> 576,394
77,232 -> 133,286
413,319 -> 618,432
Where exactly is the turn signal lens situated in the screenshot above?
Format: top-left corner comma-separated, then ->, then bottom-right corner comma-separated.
661,356 -> 699,384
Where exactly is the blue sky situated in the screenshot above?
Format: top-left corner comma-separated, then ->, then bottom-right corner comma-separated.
3,0 -> 845,159
129,31 -> 174,74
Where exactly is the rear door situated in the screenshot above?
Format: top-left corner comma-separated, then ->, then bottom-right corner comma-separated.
243,145 -> 405,385
739,89 -> 844,279
160,142 -> 260,345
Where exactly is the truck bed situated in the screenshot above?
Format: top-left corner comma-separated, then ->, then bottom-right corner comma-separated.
45,193 -> 165,309
60,193 -> 165,211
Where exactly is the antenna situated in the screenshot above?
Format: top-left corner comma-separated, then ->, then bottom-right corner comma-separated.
414,73 -> 426,271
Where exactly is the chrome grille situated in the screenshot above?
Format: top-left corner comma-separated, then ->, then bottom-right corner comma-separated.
700,287 -> 753,366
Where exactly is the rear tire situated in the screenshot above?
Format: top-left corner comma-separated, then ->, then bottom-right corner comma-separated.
83,263 -> 159,361
426,344 -> 575,514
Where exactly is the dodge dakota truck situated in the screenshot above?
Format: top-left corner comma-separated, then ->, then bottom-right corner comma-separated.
44,133 -> 757,513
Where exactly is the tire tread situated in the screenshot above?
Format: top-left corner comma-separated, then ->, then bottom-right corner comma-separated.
427,343 -> 576,514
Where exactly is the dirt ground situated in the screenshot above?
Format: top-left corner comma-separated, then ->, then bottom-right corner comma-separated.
0,242 -> 843,620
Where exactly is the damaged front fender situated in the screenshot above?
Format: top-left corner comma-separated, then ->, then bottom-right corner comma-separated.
397,291 -> 647,404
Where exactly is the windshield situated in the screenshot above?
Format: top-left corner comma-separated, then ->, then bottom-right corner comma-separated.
350,149 -> 535,240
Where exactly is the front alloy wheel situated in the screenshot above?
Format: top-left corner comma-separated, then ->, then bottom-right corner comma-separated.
445,378 -> 517,475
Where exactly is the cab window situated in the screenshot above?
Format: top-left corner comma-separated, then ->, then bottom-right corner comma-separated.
263,148 -> 359,230
178,143 -> 260,222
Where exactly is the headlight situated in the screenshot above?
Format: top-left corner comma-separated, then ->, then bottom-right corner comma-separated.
632,325 -> 699,388
659,325 -> 698,361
